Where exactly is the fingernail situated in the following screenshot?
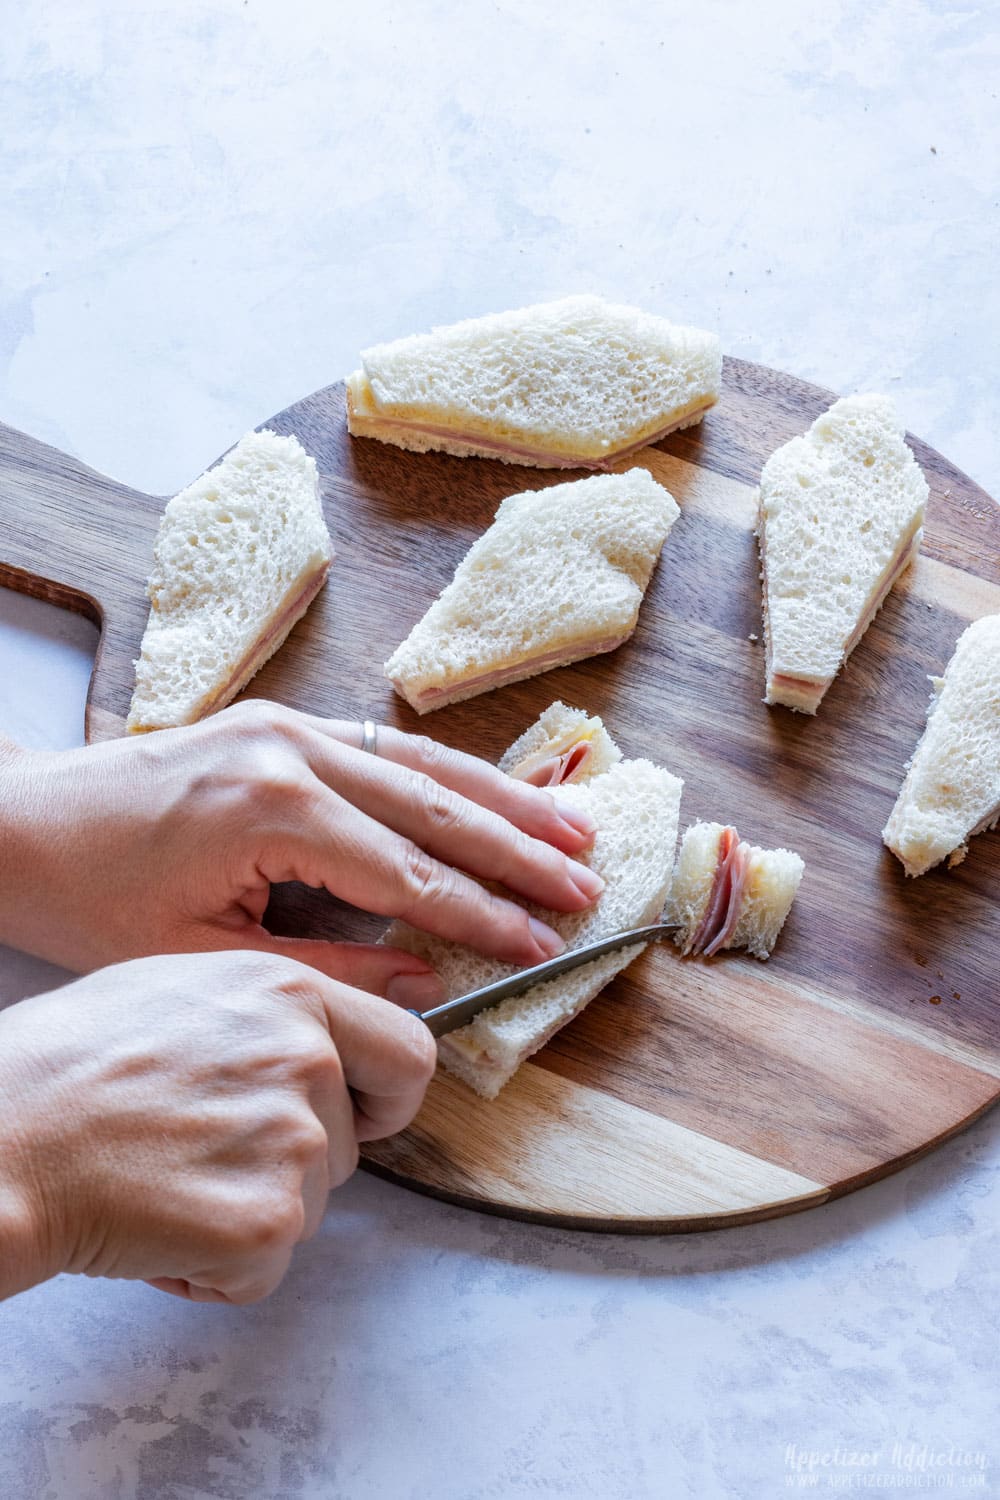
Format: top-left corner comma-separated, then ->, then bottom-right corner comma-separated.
528,916 -> 566,958
386,972 -> 447,1011
569,864 -> 605,902
559,805 -> 597,838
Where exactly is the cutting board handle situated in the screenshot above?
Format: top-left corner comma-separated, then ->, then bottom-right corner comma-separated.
0,419 -> 162,739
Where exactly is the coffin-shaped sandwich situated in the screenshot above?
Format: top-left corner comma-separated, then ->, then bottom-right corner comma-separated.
385,702 -> 684,1098
127,430 -> 333,732
758,394 -> 929,714
347,295 -> 722,469
882,613 -> 1000,876
665,822 -> 804,960
384,469 -> 679,712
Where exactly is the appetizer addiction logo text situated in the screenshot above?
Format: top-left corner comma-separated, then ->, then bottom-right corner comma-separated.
782,1443 -> 990,1490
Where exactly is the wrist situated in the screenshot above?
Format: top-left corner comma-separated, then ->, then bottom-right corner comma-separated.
0,1038 -> 65,1299
0,742 -> 85,967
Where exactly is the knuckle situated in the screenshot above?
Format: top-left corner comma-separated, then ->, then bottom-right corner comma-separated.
213,1201 -> 285,1259
258,760 -> 313,812
417,774 -> 465,835
224,698 -> 289,737
287,1114 -> 329,1166
246,1192 -> 305,1252
400,844 -> 451,913
288,1035 -> 343,1087
411,733 -> 449,774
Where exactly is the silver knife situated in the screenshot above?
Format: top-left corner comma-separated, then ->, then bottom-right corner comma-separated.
409,921 -> 680,1038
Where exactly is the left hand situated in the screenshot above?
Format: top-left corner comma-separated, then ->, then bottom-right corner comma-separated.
0,700 -> 601,1001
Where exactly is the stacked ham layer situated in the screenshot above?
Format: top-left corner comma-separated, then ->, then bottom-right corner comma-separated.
666,822 -> 804,961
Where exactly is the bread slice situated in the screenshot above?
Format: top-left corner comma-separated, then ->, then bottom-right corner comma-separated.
882,613 -> 1000,876
499,699 -> 622,787
386,712 -> 683,1098
384,468 -> 679,713
665,821 -> 804,960
127,430 -> 333,733
758,394 -> 929,713
346,295 -> 721,469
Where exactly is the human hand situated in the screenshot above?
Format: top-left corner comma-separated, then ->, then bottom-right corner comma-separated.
0,950 -> 436,1303
0,702 -> 601,988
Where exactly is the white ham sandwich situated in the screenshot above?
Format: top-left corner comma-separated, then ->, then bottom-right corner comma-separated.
347,295 -> 721,470
384,468 -> 679,713
758,394 -> 929,714
127,430 -> 333,733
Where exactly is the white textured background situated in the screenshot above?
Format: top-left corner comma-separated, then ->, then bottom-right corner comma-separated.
1,2 -> 998,1496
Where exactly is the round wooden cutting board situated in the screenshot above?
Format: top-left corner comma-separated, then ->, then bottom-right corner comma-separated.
1,359 -> 998,1232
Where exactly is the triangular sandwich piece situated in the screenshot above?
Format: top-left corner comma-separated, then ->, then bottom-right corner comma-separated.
386,704 -> 683,1098
347,295 -> 721,469
882,614 -> 1000,876
384,468 -> 679,713
758,394 -> 928,713
127,430 -> 333,732
498,699 -> 623,787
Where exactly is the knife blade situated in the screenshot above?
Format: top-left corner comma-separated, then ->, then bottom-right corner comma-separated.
409,921 -> 680,1038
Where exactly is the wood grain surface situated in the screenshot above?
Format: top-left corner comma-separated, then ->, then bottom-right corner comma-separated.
1,358 -> 998,1233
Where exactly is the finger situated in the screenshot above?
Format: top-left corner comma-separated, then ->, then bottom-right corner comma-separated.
145,1276 -> 231,1303
301,737 -> 605,915
295,717 -> 598,852
203,926 -> 447,1011
146,1240 -> 297,1305
304,1042 -> 360,1197
250,785 -> 569,966
311,979 -> 438,1143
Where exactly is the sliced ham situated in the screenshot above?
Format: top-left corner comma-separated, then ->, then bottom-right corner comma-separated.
352,396 -> 715,471
511,739 -> 594,788
197,560 -> 332,720
687,827 -> 737,954
400,636 -> 628,711
685,826 -> 752,957
702,839 -> 751,955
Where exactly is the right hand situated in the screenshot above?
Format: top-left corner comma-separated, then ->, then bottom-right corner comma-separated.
0,949 -> 436,1304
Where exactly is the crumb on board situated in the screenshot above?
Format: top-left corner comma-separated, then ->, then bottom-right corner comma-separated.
748,632 -> 759,642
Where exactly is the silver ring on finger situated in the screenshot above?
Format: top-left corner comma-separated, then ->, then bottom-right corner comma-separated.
360,719 -> 379,756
